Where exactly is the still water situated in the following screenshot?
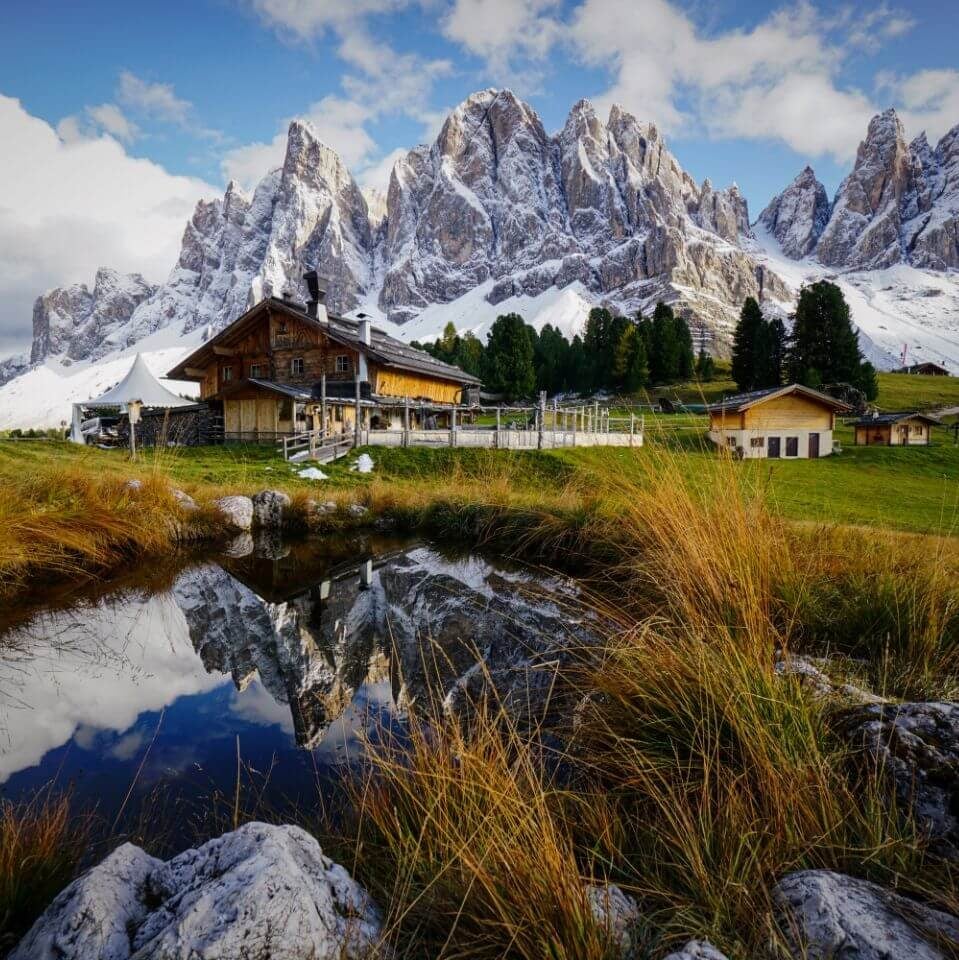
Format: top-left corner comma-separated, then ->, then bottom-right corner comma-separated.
0,533 -> 588,843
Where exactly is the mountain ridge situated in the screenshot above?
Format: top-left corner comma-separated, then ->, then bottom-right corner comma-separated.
2,92 -> 958,402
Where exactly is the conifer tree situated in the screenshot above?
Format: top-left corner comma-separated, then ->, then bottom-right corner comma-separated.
787,281 -> 869,388
484,313 -> 536,401
732,297 -> 764,391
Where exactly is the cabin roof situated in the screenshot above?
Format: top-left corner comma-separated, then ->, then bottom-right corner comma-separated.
166,297 -> 481,386
706,383 -> 852,415
852,411 -> 941,427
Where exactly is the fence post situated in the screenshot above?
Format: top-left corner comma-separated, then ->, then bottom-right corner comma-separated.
404,398 -> 410,448
354,375 -> 362,448
630,413 -> 635,447
450,405 -> 456,447
320,373 -> 327,442
537,391 -> 546,450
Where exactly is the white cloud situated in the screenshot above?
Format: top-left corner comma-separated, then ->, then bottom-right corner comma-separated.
118,70 -> 192,125
86,103 -> 140,142
0,95 -> 216,355
877,68 -> 959,145
442,0 -> 563,80
560,0 -> 925,162
250,0 -> 407,40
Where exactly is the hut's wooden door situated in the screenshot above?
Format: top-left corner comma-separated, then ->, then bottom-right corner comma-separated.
768,437 -> 781,458
808,433 -> 820,458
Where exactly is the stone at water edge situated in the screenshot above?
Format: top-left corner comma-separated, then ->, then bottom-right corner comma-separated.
172,488 -> 198,511
661,941 -> 731,960
775,869 -> 959,960
214,494 -> 254,531
11,822 -> 384,960
252,488 -> 292,529
839,701 -> 959,859
347,503 -> 369,518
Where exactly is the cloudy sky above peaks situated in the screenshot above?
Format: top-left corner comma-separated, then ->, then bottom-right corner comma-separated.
0,0 -> 957,355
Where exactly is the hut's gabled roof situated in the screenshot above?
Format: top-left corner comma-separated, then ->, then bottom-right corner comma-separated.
852,411 -> 941,427
707,383 -> 852,415
167,297 -> 481,386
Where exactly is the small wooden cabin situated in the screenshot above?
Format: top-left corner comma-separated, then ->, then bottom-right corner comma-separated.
895,362 -> 951,376
853,412 -> 939,446
166,290 -> 481,442
706,384 -> 851,459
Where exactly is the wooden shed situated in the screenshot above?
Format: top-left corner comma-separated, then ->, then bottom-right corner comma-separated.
853,412 -> 939,446
706,384 -> 852,459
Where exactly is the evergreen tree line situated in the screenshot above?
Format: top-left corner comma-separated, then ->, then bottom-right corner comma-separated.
730,281 -> 877,401
413,302 -> 703,402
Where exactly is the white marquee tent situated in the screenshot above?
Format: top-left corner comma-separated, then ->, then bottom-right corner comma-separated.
70,353 -> 195,444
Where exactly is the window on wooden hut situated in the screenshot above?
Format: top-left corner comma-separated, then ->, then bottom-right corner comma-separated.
279,398 -> 293,421
249,363 -> 263,378
786,436 -> 799,457
222,366 -> 233,382
335,355 -> 352,374
291,357 -> 305,376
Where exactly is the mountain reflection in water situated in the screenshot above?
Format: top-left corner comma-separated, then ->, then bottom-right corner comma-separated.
0,533 -> 593,829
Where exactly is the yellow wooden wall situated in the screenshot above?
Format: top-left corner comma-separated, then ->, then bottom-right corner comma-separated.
742,395 -> 834,430
372,366 -> 462,403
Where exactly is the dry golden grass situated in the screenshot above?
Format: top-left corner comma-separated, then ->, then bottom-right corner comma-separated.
339,706 -> 617,960
0,465 -> 224,603
0,790 -> 90,953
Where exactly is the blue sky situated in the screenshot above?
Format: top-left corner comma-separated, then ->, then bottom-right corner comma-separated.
0,0 -> 957,353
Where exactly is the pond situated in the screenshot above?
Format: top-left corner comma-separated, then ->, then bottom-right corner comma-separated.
0,532 -> 595,848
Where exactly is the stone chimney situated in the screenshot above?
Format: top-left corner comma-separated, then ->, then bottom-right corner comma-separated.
357,312 -> 372,346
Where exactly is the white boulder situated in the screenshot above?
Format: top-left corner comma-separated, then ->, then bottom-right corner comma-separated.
662,941 -> 730,960
586,882 -> 641,957
775,869 -> 959,959
214,495 -> 254,531
12,823 -> 384,960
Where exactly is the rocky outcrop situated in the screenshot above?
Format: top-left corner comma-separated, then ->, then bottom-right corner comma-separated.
30,268 -> 156,363
775,869 -> 959,959
816,110 -> 915,270
382,89 -> 778,336
757,166 -> 830,258
840,701 -> 959,858
766,110 -> 959,272
31,120 -> 373,364
11,823 -> 383,960
774,653 -> 883,705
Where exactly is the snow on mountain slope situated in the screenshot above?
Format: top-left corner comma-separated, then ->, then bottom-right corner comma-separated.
384,280 -> 595,344
749,224 -> 959,372
0,328 -> 202,430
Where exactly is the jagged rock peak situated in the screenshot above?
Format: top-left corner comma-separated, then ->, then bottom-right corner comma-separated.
31,268 -> 157,363
757,165 -> 830,258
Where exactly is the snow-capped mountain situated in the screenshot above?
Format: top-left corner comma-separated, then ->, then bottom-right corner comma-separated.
8,90 -> 778,378
753,107 -> 959,373
756,167 -> 830,259
1,93 -> 958,428
764,109 -> 959,272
